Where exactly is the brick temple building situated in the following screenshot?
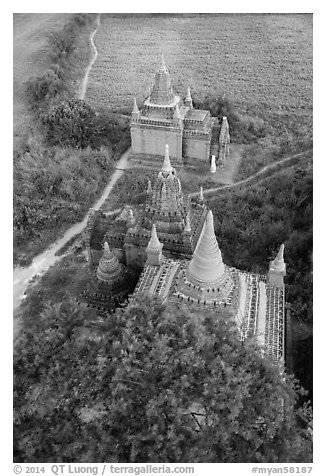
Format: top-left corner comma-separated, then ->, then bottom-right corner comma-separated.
130,55 -> 230,167
84,146 -> 287,363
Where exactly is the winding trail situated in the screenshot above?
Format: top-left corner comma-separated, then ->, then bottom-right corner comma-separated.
79,13 -> 101,100
13,14 -> 129,315
13,149 -> 130,312
189,149 -> 312,198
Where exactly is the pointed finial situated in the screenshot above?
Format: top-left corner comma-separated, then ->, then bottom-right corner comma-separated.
205,210 -> 214,231
277,243 -> 285,261
162,144 -> 173,173
132,97 -> 139,114
188,209 -> 225,283
199,186 -> 204,201
147,224 -> 161,249
186,87 -> 192,100
103,241 -> 111,256
160,52 -> 166,70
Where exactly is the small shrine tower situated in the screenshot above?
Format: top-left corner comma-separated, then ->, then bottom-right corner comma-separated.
268,244 -> 286,287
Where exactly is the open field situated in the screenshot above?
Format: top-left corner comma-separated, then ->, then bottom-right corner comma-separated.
13,14 -> 74,147
87,13 -> 312,133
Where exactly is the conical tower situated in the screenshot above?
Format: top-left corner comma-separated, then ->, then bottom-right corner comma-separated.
176,211 -> 234,304
146,224 -> 164,266
149,54 -> 176,105
268,244 -> 286,287
188,211 -> 225,283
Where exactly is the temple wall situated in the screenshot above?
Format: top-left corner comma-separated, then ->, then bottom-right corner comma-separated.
183,136 -> 211,161
131,125 -> 182,162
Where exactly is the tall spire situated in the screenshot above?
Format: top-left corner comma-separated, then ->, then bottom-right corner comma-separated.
160,52 -> 167,70
149,54 -> 175,105
146,224 -> 164,266
188,211 -> 225,283
132,97 -> 139,114
185,86 -> 193,108
162,144 -> 173,174
147,224 -> 161,250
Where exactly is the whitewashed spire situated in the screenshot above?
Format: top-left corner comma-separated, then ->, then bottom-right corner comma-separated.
188,211 -> 225,283
132,97 -> 139,114
162,144 -> 173,173
147,224 -> 161,250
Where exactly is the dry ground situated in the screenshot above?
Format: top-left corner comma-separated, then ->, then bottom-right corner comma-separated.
13,13 -> 73,148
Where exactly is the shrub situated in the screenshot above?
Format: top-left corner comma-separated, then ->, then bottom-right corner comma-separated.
42,99 -> 99,148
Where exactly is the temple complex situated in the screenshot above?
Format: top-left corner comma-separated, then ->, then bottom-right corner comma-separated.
84,145 -> 287,363
130,55 -> 230,167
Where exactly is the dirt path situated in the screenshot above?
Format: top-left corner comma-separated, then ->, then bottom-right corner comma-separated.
13,148 -> 130,315
78,13 -> 101,100
188,149 -> 312,198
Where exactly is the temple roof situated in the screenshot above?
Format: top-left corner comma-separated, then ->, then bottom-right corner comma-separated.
184,109 -> 208,122
148,54 -> 176,106
188,211 -> 225,283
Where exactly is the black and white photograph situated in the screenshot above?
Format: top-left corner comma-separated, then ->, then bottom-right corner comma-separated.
11,3 -> 314,472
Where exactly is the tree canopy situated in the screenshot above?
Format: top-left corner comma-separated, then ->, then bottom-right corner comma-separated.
14,295 -> 312,463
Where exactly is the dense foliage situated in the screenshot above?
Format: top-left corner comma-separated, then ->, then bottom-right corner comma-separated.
208,165 -> 313,402
42,99 -> 131,151
14,296 -> 312,463
193,95 -> 269,145
209,166 -> 312,325
13,143 -> 114,264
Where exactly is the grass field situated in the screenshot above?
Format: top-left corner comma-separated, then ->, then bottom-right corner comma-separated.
86,13 -> 312,134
